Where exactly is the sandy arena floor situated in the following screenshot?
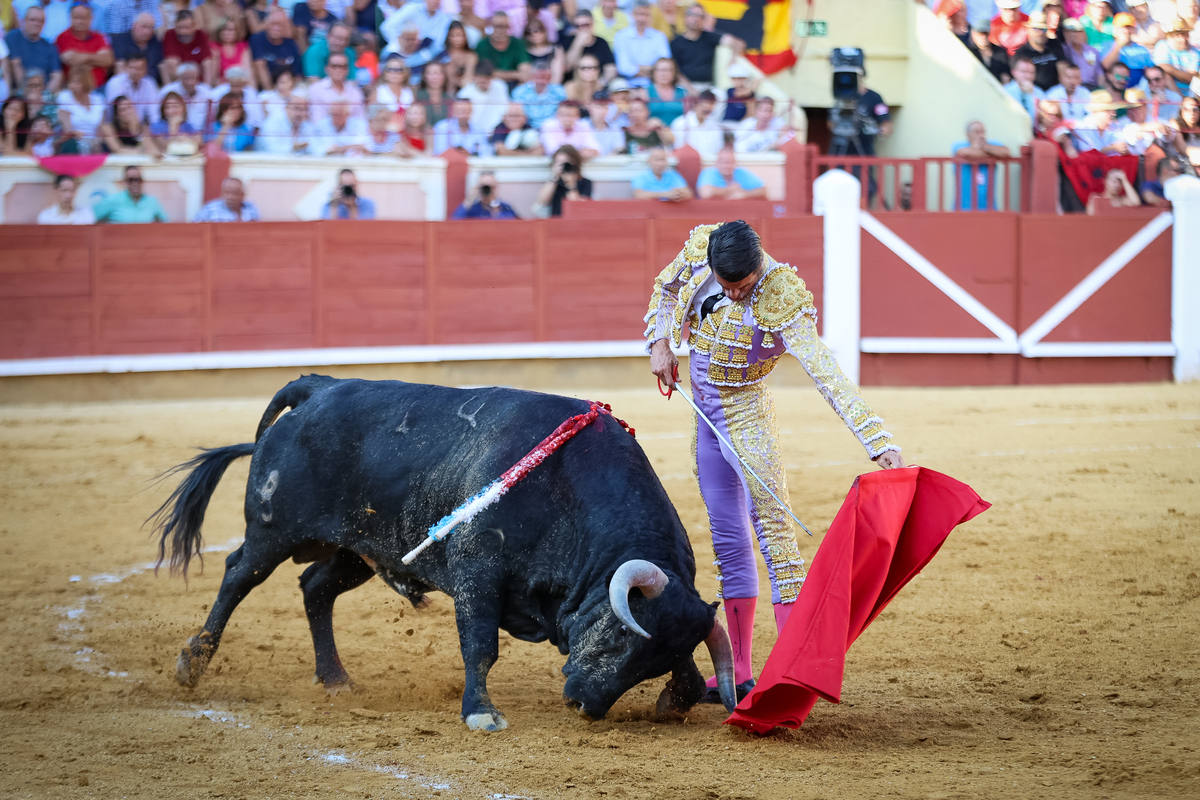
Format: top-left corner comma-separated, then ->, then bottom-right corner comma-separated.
1,378 -> 1198,800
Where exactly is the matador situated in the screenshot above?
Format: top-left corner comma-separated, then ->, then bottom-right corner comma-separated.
645,221 -> 906,701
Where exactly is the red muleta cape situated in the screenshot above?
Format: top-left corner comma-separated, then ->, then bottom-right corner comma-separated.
725,466 -> 990,733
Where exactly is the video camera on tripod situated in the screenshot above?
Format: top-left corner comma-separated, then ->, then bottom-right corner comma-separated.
828,47 -> 877,156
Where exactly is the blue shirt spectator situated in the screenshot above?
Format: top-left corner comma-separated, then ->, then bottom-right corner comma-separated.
1003,59 -> 1045,124
250,27 -> 303,84
951,123 -> 1012,211
103,0 -> 162,36
631,147 -> 693,201
612,3 -> 670,87
511,68 -> 567,130
1153,36 -> 1200,93
452,198 -> 520,219
697,165 -> 765,195
1105,41 -> 1155,86
5,11 -> 62,86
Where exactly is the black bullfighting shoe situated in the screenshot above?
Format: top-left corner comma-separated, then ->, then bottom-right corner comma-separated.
699,678 -> 756,705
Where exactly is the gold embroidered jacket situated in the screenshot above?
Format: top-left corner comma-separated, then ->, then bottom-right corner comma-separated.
644,224 -> 900,459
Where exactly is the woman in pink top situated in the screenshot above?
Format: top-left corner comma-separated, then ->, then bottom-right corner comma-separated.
215,19 -> 253,87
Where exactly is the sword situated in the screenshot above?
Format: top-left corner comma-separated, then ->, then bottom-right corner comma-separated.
663,371 -> 813,537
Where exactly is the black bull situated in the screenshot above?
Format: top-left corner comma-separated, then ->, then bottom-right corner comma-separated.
153,375 -> 736,731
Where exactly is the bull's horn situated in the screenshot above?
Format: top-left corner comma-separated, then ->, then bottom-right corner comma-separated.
608,560 -> 670,639
704,617 -> 738,713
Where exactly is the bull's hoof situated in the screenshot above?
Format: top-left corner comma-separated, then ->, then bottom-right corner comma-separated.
175,637 -> 213,688
464,711 -> 508,732
312,673 -> 355,696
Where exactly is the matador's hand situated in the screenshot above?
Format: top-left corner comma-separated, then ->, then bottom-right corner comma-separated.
873,451 -> 906,469
650,339 -> 679,389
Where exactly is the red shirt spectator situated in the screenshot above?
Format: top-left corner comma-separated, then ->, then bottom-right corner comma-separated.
990,0 -> 1030,55
55,5 -> 113,91
164,11 -> 214,81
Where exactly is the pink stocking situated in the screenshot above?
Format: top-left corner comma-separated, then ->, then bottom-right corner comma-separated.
706,597 -> 757,687
773,601 -> 793,635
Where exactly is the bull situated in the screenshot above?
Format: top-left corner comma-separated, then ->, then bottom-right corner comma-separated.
153,375 -> 736,731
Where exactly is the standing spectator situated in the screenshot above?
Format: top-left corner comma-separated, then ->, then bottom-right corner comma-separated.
452,170 -> 519,218
365,104 -> 402,154
250,9 -> 302,91
400,101 -> 429,154
696,146 -> 767,199
57,63 -> 106,152
1141,156 -> 1180,206
149,90 -> 201,153
564,54 -> 605,104
213,19 -> 252,86
1014,11 -> 1066,91
7,6 -> 63,94
734,95 -> 792,152
623,95 -> 671,152
671,3 -> 740,93
561,10 -> 615,83
380,0 -> 452,59
439,21 -> 478,91
313,98 -> 369,154
213,66 -> 262,127
372,54 -> 412,113
645,57 -> 686,124
1046,62 -> 1091,119
324,168 -> 376,219
1154,19 -> 1199,94
105,53 -> 159,124
386,24 -> 440,76
159,62 -> 214,130
631,145 -> 691,201
524,17 -> 564,84
1142,65 -> 1182,122
308,51 -> 365,122
1101,60 -> 1132,100
512,59 -> 566,129
55,4 -> 112,92
38,174 -> 96,224
94,165 -> 169,223
194,177 -> 261,221
256,94 -> 317,153
475,12 -> 530,87
1004,56 -> 1046,123
491,100 -> 543,154
457,59 -> 508,133
614,0 -> 670,88
1087,168 -> 1141,210
105,0 -> 163,37
539,99 -> 599,157
432,96 -> 492,154
989,0 -> 1029,55
163,10 -> 214,85
669,88 -> 723,156
1061,18 -> 1102,87
952,120 -> 1012,210
304,21 -> 355,81
292,0 -> 335,54
1117,88 -> 1171,155
101,94 -> 159,154
720,61 -> 756,127
112,14 -> 164,84
532,144 -> 593,217
207,92 -> 256,151
591,0 -> 629,46
1081,0 -> 1115,50
415,60 -> 452,125
969,21 -> 1012,84
1103,12 -> 1156,86
586,92 -> 623,155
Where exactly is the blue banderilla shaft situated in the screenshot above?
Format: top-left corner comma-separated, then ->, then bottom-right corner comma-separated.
673,381 -> 813,537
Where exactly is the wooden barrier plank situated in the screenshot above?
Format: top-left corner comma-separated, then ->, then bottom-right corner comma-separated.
431,221 -> 536,343
759,216 -> 824,318
322,221 -> 427,347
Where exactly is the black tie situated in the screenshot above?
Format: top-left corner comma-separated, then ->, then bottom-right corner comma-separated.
701,292 -> 725,321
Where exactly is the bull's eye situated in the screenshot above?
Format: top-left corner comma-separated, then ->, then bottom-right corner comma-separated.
618,625 -> 628,637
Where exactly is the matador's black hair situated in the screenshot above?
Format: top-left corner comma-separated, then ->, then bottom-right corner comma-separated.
708,220 -> 762,282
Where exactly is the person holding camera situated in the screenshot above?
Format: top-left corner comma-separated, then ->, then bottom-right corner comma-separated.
532,144 -> 593,218
451,171 -> 520,219
323,168 -> 377,220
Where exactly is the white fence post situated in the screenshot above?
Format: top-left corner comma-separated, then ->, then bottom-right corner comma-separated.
813,169 -> 863,385
1166,175 -> 1200,382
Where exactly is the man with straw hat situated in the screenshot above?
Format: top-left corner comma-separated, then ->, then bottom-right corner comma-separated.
1153,18 -> 1199,93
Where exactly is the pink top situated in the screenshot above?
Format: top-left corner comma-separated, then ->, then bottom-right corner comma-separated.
217,42 -> 249,79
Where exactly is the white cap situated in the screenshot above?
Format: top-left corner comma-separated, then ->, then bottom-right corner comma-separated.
726,61 -> 752,79
996,0 -> 1022,7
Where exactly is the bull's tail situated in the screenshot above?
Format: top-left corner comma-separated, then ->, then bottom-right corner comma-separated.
149,443 -> 255,578
254,373 -> 335,441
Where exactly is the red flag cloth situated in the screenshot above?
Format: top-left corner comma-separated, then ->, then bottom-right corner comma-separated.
36,155 -> 108,178
724,467 -> 990,734
1055,146 -> 1138,205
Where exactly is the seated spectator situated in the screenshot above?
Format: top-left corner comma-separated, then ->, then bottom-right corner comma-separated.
150,91 -> 202,155
632,146 -> 692,201
432,97 -> 493,155
250,9 -> 303,92
57,64 -> 107,153
1087,167 -> 1141,211
352,30 -> 381,88
1035,98 -> 1065,140
540,100 -> 599,158
213,19 -> 251,88
1081,0 -> 1114,51
1101,61 -> 1132,101
381,0 -> 452,60
565,54 -> 605,105
101,95 -> 159,155
989,0 -> 1029,56
55,4 -> 112,93
7,6 -> 64,94
646,57 -> 686,125
1141,156 -> 1180,206
1168,95 -> 1200,170
314,99 -> 369,155
721,61 -> 757,127
1004,56 -> 1046,123
401,101 -> 430,154
206,92 -> 256,152
194,0 -> 245,41
1142,66 -> 1182,122
259,68 -> 307,121
512,60 -> 567,130
967,20 -> 1011,84
561,10 -> 616,83
213,67 -> 263,128
1126,0 -> 1163,48
159,62 -> 214,131
623,97 -> 673,153
22,70 -> 57,123
364,104 -> 403,155
670,88 -> 723,157
605,78 -> 633,127
1051,89 -> 1129,156
952,120 -> 1012,210
452,170 -> 520,219
194,177 -> 261,221
586,92 -> 624,155
533,144 -> 593,217
734,96 -> 792,153
416,61 -> 452,126
652,0 -> 687,41
1117,88 -> 1172,155
592,0 -> 630,47
37,174 -> 96,225
475,12 -> 530,87
23,116 -> 56,156
671,3 -> 740,92
524,17 -> 564,84
111,13 -> 163,85
1060,18 -> 1101,87
1153,19 -> 1199,94
105,53 -> 159,124
1014,11 -> 1066,91
305,22 -> 356,82
1046,62 -> 1091,119
324,168 -> 376,219
373,54 -> 414,114
163,10 -> 215,85
613,0 -> 670,88
385,24 -> 440,77
0,97 -> 31,154
696,147 -> 767,200
492,101 -> 543,155
309,51 -> 365,123
94,166 -> 169,223
439,21 -> 478,92
1102,12 -> 1155,86
292,0 -> 335,54
457,60 -> 509,134
256,95 -> 318,154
